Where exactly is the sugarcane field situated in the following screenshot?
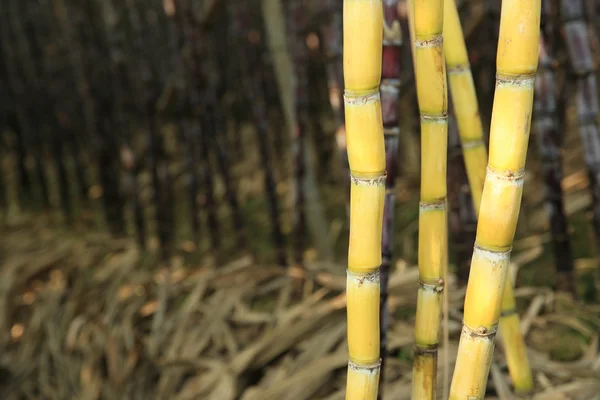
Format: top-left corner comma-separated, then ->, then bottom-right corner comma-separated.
2,0 -> 600,399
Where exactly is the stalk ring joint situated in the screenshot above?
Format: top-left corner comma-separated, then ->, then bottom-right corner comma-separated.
348,359 -> 381,374
415,35 -> 443,48
344,90 -> 380,105
350,174 -> 387,186
462,322 -> 498,339
346,269 -> 380,283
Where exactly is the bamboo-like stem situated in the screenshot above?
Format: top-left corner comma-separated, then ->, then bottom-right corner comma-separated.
445,0 -> 534,392
379,1 -> 402,397
321,0 -> 350,216
560,0 -> 600,246
209,9 -> 245,251
182,120 -> 201,245
443,0 -> 486,215
81,0 -> 126,235
537,0 -> 575,294
233,1 -> 286,265
199,113 -> 221,251
498,272 -> 533,393
343,1 -> 385,398
35,0 -> 75,225
173,0 -> 202,246
410,0 -> 448,396
128,0 -> 173,256
54,0 -> 94,211
6,0 -> 51,212
447,102 -> 477,286
449,0 -> 541,398
286,0 -> 310,265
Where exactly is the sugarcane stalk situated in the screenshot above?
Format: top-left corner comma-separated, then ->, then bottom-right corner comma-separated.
54,0 -> 95,209
7,0 -> 51,212
286,0 -> 310,265
212,107 -> 245,248
35,0 -> 76,224
173,0 -> 201,246
80,0 -> 126,235
0,34 -> 31,210
128,0 -> 174,255
320,0 -> 350,215
447,101 -> 477,286
410,0 -> 449,396
209,7 -> 245,250
444,0 -> 535,392
182,120 -> 201,244
232,1 -> 286,265
180,0 -> 223,253
199,112 -> 221,251
7,116 -> 32,207
378,1 -> 402,397
536,0 -> 576,296
449,0 -> 541,397
343,0 -> 385,398
560,0 -> 600,245
443,0 -> 487,215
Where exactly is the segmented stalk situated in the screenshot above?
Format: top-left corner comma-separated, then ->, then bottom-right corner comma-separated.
410,0 -> 448,396
560,0 -> 600,244
536,0 -> 575,295
447,101 -> 476,286
379,1 -> 402,397
343,1 -> 385,398
321,0 -> 350,214
443,0 -> 486,215
286,0 -> 309,265
449,1 -> 541,398
233,1 -> 286,265
445,0 -> 534,392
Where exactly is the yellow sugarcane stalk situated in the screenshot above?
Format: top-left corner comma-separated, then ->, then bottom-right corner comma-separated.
410,0 -> 448,398
343,1 -> 385,398
442,0 -> 486,215
449,0 -> 541,398
499,274 -> 534,393
443,0 -> 533,394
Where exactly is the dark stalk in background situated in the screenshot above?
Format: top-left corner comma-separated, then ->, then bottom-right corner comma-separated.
34,0 -> 75,224
78,0 -> 126,235
0,34 -> 31,210
128,0 -> 174,258
172,0 -> 201,246
535,0 -> 575,293
560,0 -> 600,245
0,73 -> 7,216
319,0 -> 349,215
199,113 -> 221,251
209,4 -> 246,249
379,1 -> 402,396
286,1 -> 309,265
212,105 -> 245,249
181,1 -> 222,252
7,0 -> 51,212
54,0 -> 94,212
232,0 -> 286,265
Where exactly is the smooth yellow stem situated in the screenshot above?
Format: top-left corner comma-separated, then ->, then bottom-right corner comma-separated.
449,0 -> 541,398
345,93 -> 386,175
411,0 -> 448,398
499,275 -> 534,393
442,0 -> 486,215
343,1 -> 385,398
348,178 -> 385,272
344,0 -> 383,92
